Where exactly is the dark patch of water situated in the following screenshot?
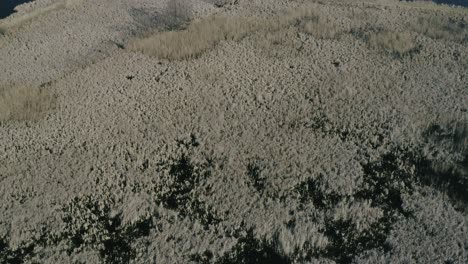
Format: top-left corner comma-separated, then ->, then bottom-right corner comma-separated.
434,0 -> 468,8
0,0 -> 34,20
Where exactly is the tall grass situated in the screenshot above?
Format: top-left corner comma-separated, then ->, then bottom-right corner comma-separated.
130,3 -> 348,60
131,2 -> 466,61
280,8 -> 344,40
129,15 -> 260,60
368,31 -> 417,56
413,16 -> 468,43
0,85 -> 56,122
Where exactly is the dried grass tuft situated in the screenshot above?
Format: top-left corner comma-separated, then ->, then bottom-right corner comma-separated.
281,8 -> 344,39
413,15 -> 468,43
0,85 -> 57,122
368,31 -> 417,56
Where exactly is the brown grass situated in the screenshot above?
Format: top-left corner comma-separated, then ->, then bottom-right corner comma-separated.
130,4 -> 349,60
413,16 -> 468,43
368,31 -> 417,56
129,15 -> 261,60
301,19 -> 340,39
281,8 -> 344,40
0,85 -> 57,122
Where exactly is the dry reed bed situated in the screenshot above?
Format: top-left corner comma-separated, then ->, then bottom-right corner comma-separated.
130,2 -> 467,61
129,5 -> 353,60
0,85 -> 56,122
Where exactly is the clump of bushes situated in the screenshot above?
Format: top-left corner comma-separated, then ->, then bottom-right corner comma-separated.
368,31 -> 418,56
0,85 -> 56,122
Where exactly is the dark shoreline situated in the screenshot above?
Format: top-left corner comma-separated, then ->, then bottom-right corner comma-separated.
434,0 -> 468,7
0,0 -> 35,20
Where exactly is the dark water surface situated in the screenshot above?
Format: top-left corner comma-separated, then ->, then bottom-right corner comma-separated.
0,0 -> 35,19
434,0 -> 468,7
